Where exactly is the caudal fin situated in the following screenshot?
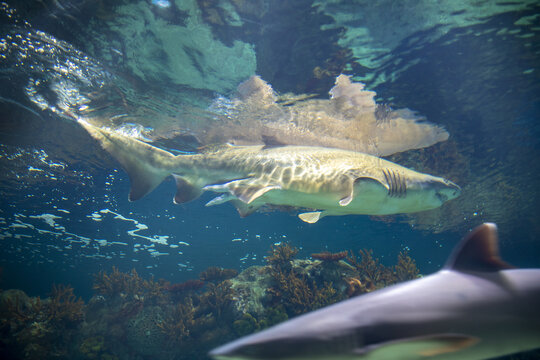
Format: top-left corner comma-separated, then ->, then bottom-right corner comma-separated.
80,121 -> 175,201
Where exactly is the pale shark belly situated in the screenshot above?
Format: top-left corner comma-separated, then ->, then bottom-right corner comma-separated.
259,185 -> 430,215
256,179 -> 442,221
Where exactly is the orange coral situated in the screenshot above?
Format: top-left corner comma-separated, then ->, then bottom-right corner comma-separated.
311,251 -> 348,262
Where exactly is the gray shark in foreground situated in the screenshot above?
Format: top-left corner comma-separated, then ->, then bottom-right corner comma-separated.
210,223 -> 540,360
80,121 -> 460,223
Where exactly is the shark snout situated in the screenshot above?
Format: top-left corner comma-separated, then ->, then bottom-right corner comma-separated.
426,177 -> 461,204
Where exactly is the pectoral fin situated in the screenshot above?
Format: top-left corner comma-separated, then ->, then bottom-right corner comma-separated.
298,211 -> 323,223
356,334 -> 479,358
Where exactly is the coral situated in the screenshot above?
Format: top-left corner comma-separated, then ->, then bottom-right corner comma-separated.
157,299 -> 195,344
125,306 -> 169,357
0,243 -> 425,360
199,267 -> 238,283
394,251 -> 420,282
165,279 -> 205,301
266,243 -> 299,271
268,267 -> 343,316
260,305 -> 288,328
93,267 -> 143,298
311,251 -> 348,262
47,283 -> 85,327
79,336 -> 104,359
230,266 -> 272,316
346,249 -> 396,292
232,313 -> 259,336
92,267 -> 166,304
198,280 -> 235,320
0,286 -> 84,359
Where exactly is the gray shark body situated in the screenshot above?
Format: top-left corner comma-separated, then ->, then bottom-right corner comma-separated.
80,121 -> 460,223
210,223 -> 540,360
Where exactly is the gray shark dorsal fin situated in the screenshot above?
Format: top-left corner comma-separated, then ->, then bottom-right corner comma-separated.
444,223 -> 514,272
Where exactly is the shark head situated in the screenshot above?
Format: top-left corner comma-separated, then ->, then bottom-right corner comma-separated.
209,223 -> 540,360
426,177 -> 461,205
405,175 -> 461,211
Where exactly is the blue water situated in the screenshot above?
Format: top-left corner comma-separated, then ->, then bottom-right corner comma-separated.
0,1 -> 539,359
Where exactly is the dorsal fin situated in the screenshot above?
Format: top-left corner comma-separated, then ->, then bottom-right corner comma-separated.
261,135 -> 287,149
444,223 -> 514,272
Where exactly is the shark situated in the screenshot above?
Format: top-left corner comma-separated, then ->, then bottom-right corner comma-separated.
209,223 -> 540,360
80,121 -> 460,223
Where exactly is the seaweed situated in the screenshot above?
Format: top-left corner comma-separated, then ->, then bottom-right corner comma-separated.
92,267 -> 167,304
0,243 -> 425,360
199,267 -> 238,283
265,243 -> 298,271
265,244 -> 344,316
0,285 -> 84,359
346,249 -> 396,292
394,250 -> 420,282
268,268 -> 342,316
198,280 -> 235,320
47,283 -> 85,327
157,298 -> 195,344
165,279 -> 205,301
92,267 -> 144,298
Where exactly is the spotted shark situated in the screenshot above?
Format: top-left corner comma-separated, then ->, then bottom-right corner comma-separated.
80,121 -> 460,223
209,223 -> 540,360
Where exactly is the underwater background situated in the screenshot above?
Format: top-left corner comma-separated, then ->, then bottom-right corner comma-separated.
0,1 -> 539,359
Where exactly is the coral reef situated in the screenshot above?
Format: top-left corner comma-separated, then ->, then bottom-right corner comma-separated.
0,246 -> 423,360
0,285 -> 84,359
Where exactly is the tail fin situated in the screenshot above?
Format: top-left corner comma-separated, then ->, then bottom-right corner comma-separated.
80,121 -> 175,201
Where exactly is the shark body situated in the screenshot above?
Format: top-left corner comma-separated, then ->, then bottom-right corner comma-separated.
81,121 -> 460,223
209,223 -> 540,360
